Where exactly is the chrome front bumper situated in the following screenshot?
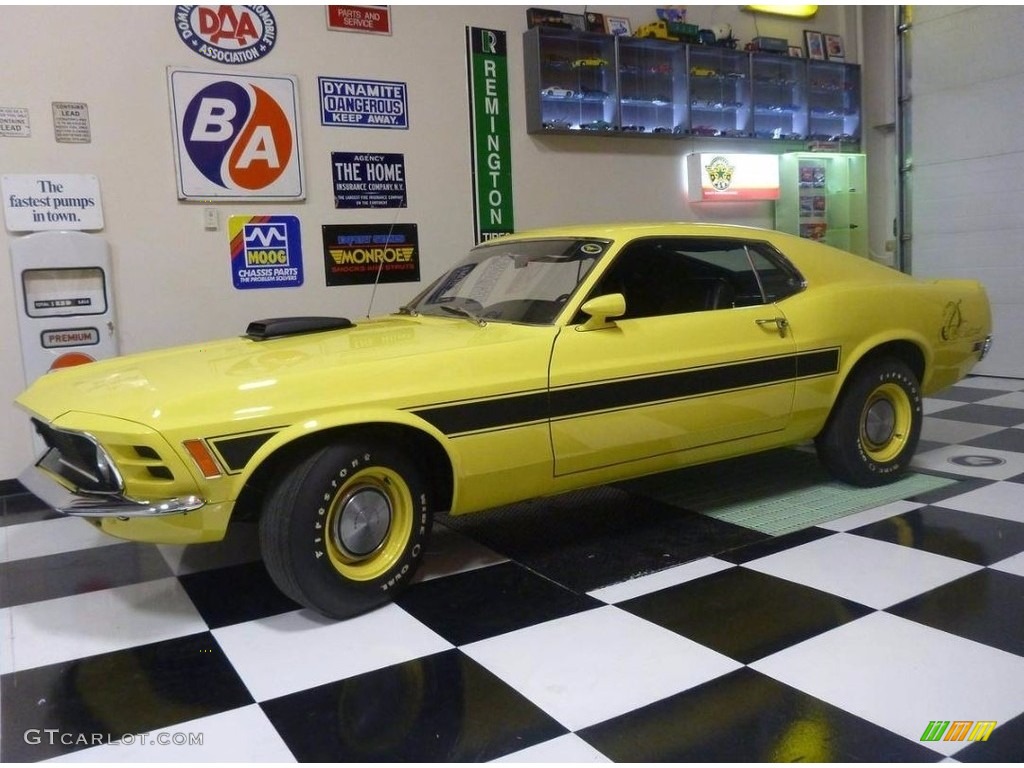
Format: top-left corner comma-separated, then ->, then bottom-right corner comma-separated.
19,464 -> 206,518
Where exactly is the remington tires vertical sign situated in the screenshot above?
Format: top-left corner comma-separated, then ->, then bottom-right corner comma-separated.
467,27 -> 514,243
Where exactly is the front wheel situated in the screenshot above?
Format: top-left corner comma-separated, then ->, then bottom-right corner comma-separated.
815,358 -> 923,487
259,441 -> 433,618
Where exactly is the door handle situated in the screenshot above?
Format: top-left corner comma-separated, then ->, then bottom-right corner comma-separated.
756,317 -> 789,337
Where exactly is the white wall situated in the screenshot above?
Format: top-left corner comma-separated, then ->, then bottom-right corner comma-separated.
0,5 -> 854,481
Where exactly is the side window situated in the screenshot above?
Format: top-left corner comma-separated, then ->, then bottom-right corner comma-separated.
582,237 -> 803,321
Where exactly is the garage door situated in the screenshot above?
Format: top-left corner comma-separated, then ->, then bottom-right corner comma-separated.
908,6 -> 1024,377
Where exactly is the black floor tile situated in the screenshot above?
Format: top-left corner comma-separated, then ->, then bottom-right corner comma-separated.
716,526 -> 836,565
440,486 -> 766,594
902,475 -> 991,504
887,569 -> 1024,657
851,506 -> 1024,566
397,560 -> 600,646
178,560 -> 301,629
261,648 -> 567,762
618,567 -> 872,664
932,385 -> 1011,403
0,543 -> 173,609
0,492 -> 60,527
577,667 -> 938,762
965,426 -> 1024,453
0,632 -> 254,762
955,709 -> 1024,762
932,403 -> 1024,427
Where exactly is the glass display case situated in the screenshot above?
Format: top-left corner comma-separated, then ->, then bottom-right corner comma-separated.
751,53 -> 807,141
684,46 -> 751,138
524,28 -> 861,146
807,60 -> 861,145
616,36 -> 687,135
775,152 -> 867,256
524,27 -> 618,133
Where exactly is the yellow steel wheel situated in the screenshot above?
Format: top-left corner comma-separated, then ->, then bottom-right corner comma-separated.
259,440 -> 433,619
324,467 -> 414,582
815,358 -> 922,487
858,381 -> 914,464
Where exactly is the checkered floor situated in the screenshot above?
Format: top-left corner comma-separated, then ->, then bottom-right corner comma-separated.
2,375 -> 1024,762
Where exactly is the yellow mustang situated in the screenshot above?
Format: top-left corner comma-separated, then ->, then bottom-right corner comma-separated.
16,223 -> 992,618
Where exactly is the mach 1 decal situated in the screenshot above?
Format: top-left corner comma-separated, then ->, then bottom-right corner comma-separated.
168,68 -> 305,200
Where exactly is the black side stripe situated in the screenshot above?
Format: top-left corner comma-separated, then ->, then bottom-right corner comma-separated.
412,348 -> 840,437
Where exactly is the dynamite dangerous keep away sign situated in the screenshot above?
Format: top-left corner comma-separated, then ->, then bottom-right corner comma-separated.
322,223 -> 420,286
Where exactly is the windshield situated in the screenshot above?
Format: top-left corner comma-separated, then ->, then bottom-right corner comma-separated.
405,238 -> 607,325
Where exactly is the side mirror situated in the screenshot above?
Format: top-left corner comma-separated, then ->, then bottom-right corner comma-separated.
578,293 -> 626,331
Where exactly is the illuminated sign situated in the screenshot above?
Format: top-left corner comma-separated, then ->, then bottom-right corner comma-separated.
686,153 -> 780,201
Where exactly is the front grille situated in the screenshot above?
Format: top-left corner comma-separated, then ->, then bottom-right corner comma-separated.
32,419 -> 121,494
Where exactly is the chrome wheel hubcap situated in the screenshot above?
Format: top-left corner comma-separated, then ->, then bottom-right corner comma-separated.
332,486 -> 392,559
864,398 -> 896,447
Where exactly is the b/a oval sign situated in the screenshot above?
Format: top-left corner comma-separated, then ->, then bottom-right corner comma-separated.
174,5 -> 277,65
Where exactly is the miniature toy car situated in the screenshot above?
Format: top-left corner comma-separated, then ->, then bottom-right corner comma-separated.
16,223 -> 992,619
690,65 -> 718,77
580,119 -> 616,131
580,86 -> 610,99
572,57 -> 608,68
541,86 -> 575,98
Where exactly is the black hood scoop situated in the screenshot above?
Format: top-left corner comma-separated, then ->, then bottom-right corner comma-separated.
245,316 -> 354,341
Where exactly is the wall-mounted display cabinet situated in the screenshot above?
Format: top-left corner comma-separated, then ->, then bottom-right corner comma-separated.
524,27 -> 861,146
775,152 -> 867,256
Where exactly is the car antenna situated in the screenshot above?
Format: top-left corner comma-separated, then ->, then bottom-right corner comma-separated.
365,210 -> 401,319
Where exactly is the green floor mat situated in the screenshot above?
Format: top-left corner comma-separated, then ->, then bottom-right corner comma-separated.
619,448 -> 957,536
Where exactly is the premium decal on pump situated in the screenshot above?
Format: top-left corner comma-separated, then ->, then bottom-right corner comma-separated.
174,5 -> 278,64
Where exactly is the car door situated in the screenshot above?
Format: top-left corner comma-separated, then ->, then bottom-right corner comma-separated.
548,236 -> 803,477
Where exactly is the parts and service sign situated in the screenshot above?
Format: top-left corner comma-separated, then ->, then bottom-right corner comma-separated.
322,223 -> 419,286
229,214 -> 304,289
174,5 -> 277,64
168,68 -> 304,200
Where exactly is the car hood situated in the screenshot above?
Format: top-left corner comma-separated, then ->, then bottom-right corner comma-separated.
16,315 -> 556,430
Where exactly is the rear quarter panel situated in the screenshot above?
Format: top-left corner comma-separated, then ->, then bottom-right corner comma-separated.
773,235 -> 991,433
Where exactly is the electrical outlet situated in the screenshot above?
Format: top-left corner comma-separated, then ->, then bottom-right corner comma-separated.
203,208 -> 219,231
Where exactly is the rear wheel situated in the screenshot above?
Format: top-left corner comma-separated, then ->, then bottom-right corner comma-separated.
259,441 -> 433,618
815,358 -> 922,486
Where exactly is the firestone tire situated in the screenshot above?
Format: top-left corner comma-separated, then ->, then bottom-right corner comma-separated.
815,358 -> 923,487
259,441 -> 433,619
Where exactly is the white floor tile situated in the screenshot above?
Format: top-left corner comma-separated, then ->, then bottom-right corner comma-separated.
818,500 -> 924,532
462,605 -> 741,732
976,392 -> 1024,409
936,481 -> 1024,524
0,578 -> 208,674
413,523 -> 507,583
912,444 -> 1024,481
45,704 -> 296,763
959,376 -> 1024,391
493,733 -> 610,763
588,557 -> 734,604
212,603 -> 452,701
751,612 -> 1024,758
991,551 -> 1024,578
743,533 -> 980,609
0,517 -> 124,564
921,418 -> 1004,445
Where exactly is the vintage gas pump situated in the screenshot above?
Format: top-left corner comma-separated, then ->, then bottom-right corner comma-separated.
10,230 -> 119,384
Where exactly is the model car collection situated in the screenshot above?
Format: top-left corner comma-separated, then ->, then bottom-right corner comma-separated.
17,223 -> 992,619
